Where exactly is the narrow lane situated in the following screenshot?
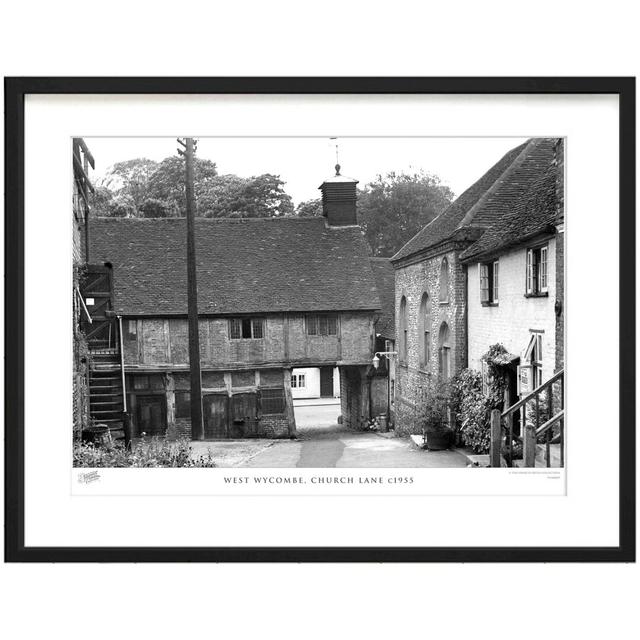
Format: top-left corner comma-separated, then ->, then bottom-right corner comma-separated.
296,435 -> 345,467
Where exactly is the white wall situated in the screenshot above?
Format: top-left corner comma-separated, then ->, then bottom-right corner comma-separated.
467,238 -> 557,383
291,367 -> 341,399
332,367 -> 340,398
290,367 -> 320,399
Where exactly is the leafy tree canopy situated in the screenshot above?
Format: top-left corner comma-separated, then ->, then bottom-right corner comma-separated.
198,173 -> 294,218
294,197 -> 323,217
90,156 -> 294,219
357,170 -> 454,257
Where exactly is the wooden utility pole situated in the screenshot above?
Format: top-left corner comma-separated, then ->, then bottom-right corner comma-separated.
179,137 -> 204,440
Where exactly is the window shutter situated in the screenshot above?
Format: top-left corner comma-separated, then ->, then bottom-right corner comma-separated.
526,250 -> 533,293
493,261 -> 499,301
480,264 -> 489,302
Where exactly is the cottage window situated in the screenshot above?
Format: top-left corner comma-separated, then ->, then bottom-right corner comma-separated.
306,314 -> 337,336
526,245 -> 549,295
229,317 -> 265,340
291,374 -> 306,389
419,293 -> 431,369
438,322 -> 451,381
480,260 -> 499,304
399,296 -> 408,364
261,388 -> 286,414
175,392 -> 190,419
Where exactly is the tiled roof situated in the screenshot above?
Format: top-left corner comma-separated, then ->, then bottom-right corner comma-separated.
391,138 -> 557,262
459,158 -> 559,262
88,217 -> 380,316
369,257 -> 395,339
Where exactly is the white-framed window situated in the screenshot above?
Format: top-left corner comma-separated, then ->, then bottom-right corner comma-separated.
229,317 -> 265,340
526,245 -> 549,295
291,374 -> 306,389
479,260 -> 499,304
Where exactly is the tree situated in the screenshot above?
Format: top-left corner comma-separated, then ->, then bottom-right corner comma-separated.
108,194 -> 137,218
147,156 -> 218,214
294,198 -> 323,217
139,197 -> 178,218
89,185 -> 115,217
357,170 -> 454,257
197,173 -> 294,218
102,158 -> 158,208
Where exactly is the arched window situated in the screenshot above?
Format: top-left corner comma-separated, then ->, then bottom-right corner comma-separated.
439,257 -> 450,302
419,293 -> 431,369
399,296 -> 408,363
438,322 -> 451,380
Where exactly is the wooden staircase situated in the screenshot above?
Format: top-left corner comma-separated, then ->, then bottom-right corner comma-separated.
490,369 -> 564,468
89,348 -> 124,432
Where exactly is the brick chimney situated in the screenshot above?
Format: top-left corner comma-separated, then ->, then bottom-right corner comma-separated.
319,164 -> 359,226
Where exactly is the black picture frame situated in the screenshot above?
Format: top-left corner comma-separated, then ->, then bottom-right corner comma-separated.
4,77 -> 636,563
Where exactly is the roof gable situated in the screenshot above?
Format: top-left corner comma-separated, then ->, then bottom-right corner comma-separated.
391,139 -> 557,263
88,217 -> 380,316
459,158 -> 559,262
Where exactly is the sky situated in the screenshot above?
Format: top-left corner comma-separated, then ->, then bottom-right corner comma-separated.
84,136 -> 529,205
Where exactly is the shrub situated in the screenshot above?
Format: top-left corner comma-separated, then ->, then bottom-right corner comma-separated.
73,437 -> 216,468
451,369 -> 492,453
451,344 -> 513,454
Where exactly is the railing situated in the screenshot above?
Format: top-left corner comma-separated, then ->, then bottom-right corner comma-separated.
490,369 -> 564,468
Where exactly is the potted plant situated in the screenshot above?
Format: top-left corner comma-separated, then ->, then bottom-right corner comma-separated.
419,382 -> 454,451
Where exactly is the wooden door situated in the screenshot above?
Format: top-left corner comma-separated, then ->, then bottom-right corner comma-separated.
203,394 -> 229,439
136,395 -> 166,437
230,393 -> 258,438
80,265 -> 115,350
320,367 -> 334,398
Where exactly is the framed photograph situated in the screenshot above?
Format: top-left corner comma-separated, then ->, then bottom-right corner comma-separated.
4,77 -> 635,562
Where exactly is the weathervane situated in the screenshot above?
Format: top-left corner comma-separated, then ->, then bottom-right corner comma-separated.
330,137 -> 341,175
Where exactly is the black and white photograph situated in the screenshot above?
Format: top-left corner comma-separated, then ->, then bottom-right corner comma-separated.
6,77 -> 633,564
73,135 -> 565,472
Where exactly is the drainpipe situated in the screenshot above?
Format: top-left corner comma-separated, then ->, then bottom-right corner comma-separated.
117,315 -> 127,413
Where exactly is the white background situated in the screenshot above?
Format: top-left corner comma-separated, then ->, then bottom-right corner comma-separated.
25,94 -> 607,546
1,2 -> 638,640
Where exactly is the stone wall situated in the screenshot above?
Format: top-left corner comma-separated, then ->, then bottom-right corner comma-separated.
339,365 -> 370,431
393,248 -> 467,435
